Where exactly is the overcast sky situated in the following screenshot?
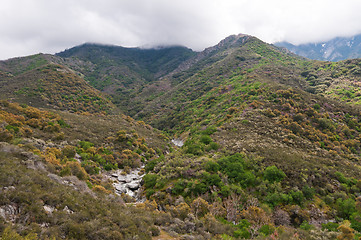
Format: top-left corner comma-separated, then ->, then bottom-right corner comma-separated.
1,0 -> 361,60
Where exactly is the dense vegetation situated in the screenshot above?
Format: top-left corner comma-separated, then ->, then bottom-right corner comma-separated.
3,34 -> 361,239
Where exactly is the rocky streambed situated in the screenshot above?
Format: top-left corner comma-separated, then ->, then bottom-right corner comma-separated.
106,140 -> 184,200
107,167 -> 145,200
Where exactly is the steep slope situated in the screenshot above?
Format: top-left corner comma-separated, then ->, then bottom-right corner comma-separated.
0,142 -> 164,239
56,44 -> 196,115
135,35 -> 361,238
134,34 -> 308,131
4,34 -> 361,239
0,54 -> 114,114
275,34 -> 361,61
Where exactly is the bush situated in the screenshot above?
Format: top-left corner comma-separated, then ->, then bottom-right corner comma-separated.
202,126 -> 217,135
337,198 -> 356,219
62,145 -> 76,158
263,166 -> 286,183
0,129 -> 13,142
143,174 -> 158,188
184,140 -> 203,155
60,162 -> 88,180
290,190 -> 304,206
322,222 -> 339,232
299,221 -> 314,230
204,161 -> 220,173
302,186 -> 315,200
78,141 -> 94,150
350,212 -> 361,232
234,219 -> 251,239
172,179 -> 187,195
200,135 -> 212,145
148,226 -> 160,236
259,224 -> 275,236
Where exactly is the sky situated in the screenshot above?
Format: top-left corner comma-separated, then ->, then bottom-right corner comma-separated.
1,0 -> 361,60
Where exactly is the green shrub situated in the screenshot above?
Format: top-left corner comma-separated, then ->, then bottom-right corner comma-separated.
263,166 -> 286,183
172,179 -> 187,195
322,222 -> 339,232
202,172 -> 222,188
290,190 -> 304,206
191,181 -> 208,195
184,140 -> 203,155
62,145 -> 76,158
259,224 -> 275,236
207,142 -> 220,151
78,141 -> 94,150
81,161 -> 100,175
302,186 -> 315,200
202,125 -> 217,135
234,219 -> 251,239
204,161 -> 220,173
351,212 -> 361,232
200,135 -> 212,145
143,174 -> 158,188
337,198 -> 356,219
5,125 -> 19,134
300,221 -> 314,230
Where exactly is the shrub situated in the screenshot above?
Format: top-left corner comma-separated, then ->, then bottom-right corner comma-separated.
202,126 -> 217,135
259,224 -> 275,236
290,190 -> 304,206
302,186 -> 315,200
81,161 -> 100,175
205,161 -> 220,173
234,219 -> 251,239
322,222 -> 339,232
0,129 -> 13,142
350,212 -> 361,232
78,141 -> 94,150
143,174 -> 158,188
191,197 -> 210,218
148,226 -> 160,236
337,198 -> 356,219
62,145 -> 76,158
60,162 -> 88,180
200,135 -> 212,145
202,172 -> 222,188
263,166 -> 286,183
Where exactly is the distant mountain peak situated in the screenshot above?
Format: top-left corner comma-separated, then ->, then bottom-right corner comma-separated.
275,33 -> 361,61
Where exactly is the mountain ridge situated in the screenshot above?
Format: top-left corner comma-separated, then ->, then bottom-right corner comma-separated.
275,33 -> 361,61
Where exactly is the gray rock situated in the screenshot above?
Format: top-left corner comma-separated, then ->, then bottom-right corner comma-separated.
109,168 -> 145,200
127,181 -> 140,191
43,205 -> 55,214
0,204 -> 18,222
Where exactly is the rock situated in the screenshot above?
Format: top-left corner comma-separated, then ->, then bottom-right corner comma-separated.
109,168 -> 145,200
127,181 -> 140,191
172,139 -> 184,147
63,206 -> 74,214
0,204 -> 18,222
44,205 -> 55,214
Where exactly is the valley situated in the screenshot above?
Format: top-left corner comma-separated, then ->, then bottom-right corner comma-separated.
2,34 -> 361,239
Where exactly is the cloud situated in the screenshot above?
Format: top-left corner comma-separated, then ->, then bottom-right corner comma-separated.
1,0 -> 361,59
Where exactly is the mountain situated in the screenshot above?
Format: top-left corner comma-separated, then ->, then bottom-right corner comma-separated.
3,34 -> 361,239
0,54 -> 115,114
275,34 -> 361,61
56,44 -> 196,115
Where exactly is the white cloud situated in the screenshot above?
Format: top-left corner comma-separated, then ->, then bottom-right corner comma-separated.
1,0 -> 361,59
